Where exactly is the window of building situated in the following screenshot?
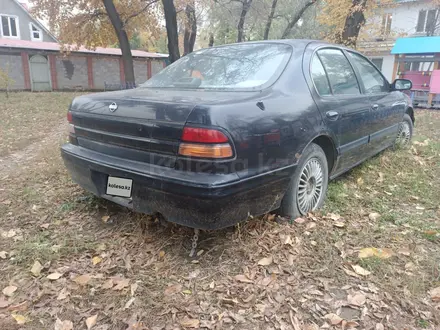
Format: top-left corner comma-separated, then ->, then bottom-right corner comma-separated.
381,13 -> 392,36
317,49 -> 360,95
371,58 -> 383,71
417,9 -> 439,35
1,15 -> 19,38
29,23 -> 42,41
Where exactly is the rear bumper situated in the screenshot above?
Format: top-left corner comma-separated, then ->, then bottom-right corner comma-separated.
61,144 -> 293,229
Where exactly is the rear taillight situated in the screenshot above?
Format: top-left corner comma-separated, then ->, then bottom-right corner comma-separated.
178,127 -> 233,159
67,111 -> 76,144
182,127 -> 228,143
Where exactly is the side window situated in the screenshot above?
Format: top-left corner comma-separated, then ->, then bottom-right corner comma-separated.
317,49 -> 360,95
311,55 -> 331,96
348,52 -> 388,93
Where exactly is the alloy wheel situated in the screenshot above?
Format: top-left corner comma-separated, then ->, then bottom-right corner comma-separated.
396,121 -> 411,147
297,158 -> 324,214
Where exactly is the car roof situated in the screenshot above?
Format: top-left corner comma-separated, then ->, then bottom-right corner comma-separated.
206,39 -> 354,53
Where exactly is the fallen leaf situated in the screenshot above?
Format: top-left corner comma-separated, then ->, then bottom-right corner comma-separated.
368,212 -> 381,221
358,247 -> 394,259
182,289 -> 192,294
180,317 -> 200,328
430,287 -> 440,302
287,254 -> 294,266
92,256 -> 102,265
333,221 -> 345,228
86,315 -> 98,329
30,261 -> 43,277
405,262 -> 416,271
2,285 -> 17,297
352,265 -> 371,276
159,250 -> 165,258
347,293 -> 366,306
324,313 -> 343,325
164,284 -> 182,296
257,256 -> 273,266
11,313 -> 29,325
124,298 -> 135,309
375,324 -> 384,330
377,172 -> 384,182
101,215 -> 110,223
40,223 -> 50,229
346,321 -> 360,328
356,177 -> 364,186
101,279 -> 114,289
327,213 -> 341,221
47,272 -> 63,280
7,301 -> 28,312
113,278 -> 130,290
343,267 -> 360,278
196,249 -> 204,256
294,217 -> 306,224
0,297 -> 10,308
54,318 -> 73,330
0,251 -> 7,259
398,247 -> 411,256
130,283 -> 138,296
234,274 -> 253,283
74,274 -> 91,286
57,288 -> 69,300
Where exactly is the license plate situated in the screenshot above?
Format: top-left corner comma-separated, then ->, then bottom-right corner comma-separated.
106,177 -> 132,198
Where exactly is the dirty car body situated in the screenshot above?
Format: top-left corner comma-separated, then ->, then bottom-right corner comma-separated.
61,40 -> 413,229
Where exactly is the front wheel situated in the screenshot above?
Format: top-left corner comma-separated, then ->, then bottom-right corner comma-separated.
394,113 -> 413,149
279,143 -> 329,219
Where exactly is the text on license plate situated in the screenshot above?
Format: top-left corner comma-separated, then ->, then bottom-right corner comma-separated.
106,177 -> 132,198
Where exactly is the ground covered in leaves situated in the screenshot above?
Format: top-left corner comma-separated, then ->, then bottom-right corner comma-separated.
0,92 -> 439,330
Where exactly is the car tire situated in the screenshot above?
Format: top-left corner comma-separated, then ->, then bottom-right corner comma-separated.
279,143 -> 329,220
394,113 -> 413,149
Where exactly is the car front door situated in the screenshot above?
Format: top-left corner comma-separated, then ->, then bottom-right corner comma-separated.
307,47 -> 373,175
346,51 -> 405,152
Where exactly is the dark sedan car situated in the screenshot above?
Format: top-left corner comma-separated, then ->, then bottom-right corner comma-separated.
61,40 -> 414,229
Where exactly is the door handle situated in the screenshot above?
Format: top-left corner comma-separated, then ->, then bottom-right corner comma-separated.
326,111 -> 339,120
371,104 -> 379,110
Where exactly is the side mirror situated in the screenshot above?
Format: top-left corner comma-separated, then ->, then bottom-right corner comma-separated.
391,79 -> 412,91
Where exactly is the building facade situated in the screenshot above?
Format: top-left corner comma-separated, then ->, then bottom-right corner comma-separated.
0,0 -> 167,91
360,0 -> 439,81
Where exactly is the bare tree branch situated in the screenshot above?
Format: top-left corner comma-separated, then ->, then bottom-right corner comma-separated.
123,0 -> 159,26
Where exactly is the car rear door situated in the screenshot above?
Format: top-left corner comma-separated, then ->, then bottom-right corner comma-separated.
306,47 -> 373,174
346,51 -> 404,152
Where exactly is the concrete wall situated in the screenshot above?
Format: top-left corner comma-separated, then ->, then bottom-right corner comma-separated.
92,57 -> 120,89
0,53 -> 25,89
0,0 -> 56,42
134,60 -> 148,85
56,56 -> 88,89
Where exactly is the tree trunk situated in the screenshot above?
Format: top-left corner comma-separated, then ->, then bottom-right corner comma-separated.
264,0 -> 278,40
281,0 -> 316,39
183,1 -> 197,55
102,0 -> 135,87
162,0 -> 180,63
208,33 -> 214,47
237,0 -> 252,43
340,0 -> 368,47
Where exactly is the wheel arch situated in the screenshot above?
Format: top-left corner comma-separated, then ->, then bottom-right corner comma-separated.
406,106 -> 415,124
307,134 -> 338,175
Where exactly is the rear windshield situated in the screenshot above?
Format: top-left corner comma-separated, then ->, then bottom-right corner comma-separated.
140,43 -> 292,90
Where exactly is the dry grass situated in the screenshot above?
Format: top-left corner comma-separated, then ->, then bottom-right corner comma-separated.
0,93 -> 439,330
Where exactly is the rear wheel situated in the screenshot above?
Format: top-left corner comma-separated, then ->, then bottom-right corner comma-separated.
394,114 -> 413,149
279,143 -> 329,219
